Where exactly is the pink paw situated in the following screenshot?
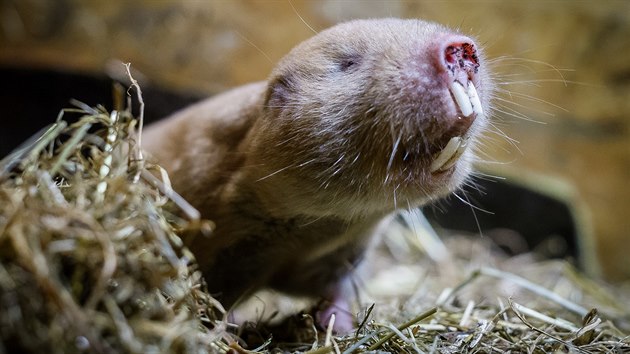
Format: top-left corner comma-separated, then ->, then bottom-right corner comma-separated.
316,297 -> 355,334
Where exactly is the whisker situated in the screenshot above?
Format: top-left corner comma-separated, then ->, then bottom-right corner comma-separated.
497,79 -> 587,87
470,171 -> 505,181
455,191 -> 485,238
388,129 -> 402,170
497,90 -> 569,113
234,30 -> 273,64
256,158 -> 316,182
485,123 -> 522,151
289,0 -> 318,34
452,190 -> 493,215
256,164 -> 294,182
491,103 -> 546,123
488,57 -> 569,85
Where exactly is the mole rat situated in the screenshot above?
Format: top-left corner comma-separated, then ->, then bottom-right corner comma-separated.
143,18 -> 492,332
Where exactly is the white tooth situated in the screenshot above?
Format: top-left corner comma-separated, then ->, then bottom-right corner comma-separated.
438,141 -> 467,171
450,81 -> 473,117
453,141 -> 468,160
438,140 -> 470,172
439,154 -> 460,171
467,81 -> 484,117
459,135 -> 470,148
430,136 -> 461,173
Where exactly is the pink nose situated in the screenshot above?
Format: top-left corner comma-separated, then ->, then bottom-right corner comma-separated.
441,37 -> 480,84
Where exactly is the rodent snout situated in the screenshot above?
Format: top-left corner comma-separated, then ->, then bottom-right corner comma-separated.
435,35 -> 484,121
427,35 -> 485,173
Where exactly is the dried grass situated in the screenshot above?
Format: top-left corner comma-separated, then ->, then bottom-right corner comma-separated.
0,82 -> 227,353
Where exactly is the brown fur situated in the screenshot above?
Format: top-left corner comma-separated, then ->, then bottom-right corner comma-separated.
143,18 -> 491,315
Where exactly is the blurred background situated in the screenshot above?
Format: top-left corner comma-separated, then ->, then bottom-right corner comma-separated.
0,0 -> 628,281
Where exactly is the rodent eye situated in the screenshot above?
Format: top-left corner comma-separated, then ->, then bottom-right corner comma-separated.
337,55 -> 361,72
265,75 -> 293,109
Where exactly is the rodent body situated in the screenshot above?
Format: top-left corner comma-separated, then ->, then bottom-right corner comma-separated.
143,18 -> 492,331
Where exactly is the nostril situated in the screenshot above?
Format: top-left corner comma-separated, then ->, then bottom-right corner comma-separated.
444,41 -> 480,80
444,45 -> 459,65
461,42 -> 480,73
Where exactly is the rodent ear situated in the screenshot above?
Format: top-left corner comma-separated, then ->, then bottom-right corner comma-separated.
265,75 -> 293,109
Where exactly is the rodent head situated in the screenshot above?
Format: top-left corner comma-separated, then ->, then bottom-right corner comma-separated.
251,18 -> 493,219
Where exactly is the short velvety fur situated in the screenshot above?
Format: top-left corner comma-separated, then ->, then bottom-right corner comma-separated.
143,18 -> 491,329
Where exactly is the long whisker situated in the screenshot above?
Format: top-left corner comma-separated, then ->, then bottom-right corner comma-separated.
488,56 -> 569,85
497,90 -> 569,113
255,158 -> 316,182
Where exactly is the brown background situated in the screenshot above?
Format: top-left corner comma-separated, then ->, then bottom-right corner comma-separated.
1,0 -> 629,280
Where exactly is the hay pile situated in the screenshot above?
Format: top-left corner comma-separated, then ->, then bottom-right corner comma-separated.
0,82 -> 228,353
0,78 -> 628,353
